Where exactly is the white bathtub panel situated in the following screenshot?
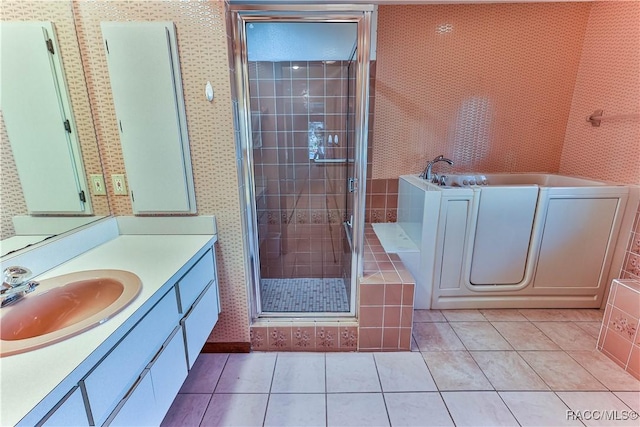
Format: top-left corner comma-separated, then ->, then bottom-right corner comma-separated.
534,198 -> 618,288
440,200 -> 470,290
470,186 -> 538,285
398,176 -> 427,248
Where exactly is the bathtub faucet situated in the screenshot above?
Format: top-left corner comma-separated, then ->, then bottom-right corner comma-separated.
420,155 -> 454,182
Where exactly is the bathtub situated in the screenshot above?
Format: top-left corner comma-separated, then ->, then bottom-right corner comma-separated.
395,173 -> 639,309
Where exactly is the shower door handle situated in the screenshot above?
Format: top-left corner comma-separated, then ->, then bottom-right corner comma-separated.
348,177 -> 358,193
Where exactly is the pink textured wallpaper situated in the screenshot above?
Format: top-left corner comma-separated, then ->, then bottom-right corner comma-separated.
372,3 -> 591,179
73,0 -> 248,343
560,1 -> 640,185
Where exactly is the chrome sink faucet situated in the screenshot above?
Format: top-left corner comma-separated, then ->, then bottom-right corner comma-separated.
1,266 -> 39,308
420,155 -> 454,182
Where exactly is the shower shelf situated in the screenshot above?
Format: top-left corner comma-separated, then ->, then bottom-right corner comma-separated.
313,158 -> 354,164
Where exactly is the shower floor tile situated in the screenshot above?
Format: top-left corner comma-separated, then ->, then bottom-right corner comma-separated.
261,278 -> 349,312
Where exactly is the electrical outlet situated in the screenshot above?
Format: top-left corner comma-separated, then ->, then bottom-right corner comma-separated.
90,174 -> 107,196
112,174 -> 128,195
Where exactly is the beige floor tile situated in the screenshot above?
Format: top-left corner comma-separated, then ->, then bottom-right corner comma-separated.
567,350 -> 640,391
519,309 -> 581,322
161,394 -> 211,427
179,353 -> 229,393
326,353 -> 381,392
264,394 -> 325,427
326,393 -> 390,427
441,391 -> 518,426
201,394 -> 268,427
412,322 -> 465,351
519,351 -> 606,391
375,352 -> 437,392
534,322 -> 598,351
215,353 -> 276,393
573,321 -> 604,338
563,309 -> 605,322
449,322 -> 512,350
491,321 -> 560,350
557,391 -> 639,426
479,309 -> 528,322
271,353 -> 325,393
413,309 -> 446,322
614,391 -> 640,412
441,309 -> 487,322
422,351 -> 493,391
384,392 -> 454,426
410,335 -> 419,352
499,392 -> 582,427
471,351 -> 548,391
519,309 -> 603,322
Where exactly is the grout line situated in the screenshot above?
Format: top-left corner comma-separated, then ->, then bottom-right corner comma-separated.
324,353 -> 328,427
371,353 -> 393,426
211,353 -> 231,395
261,352 -> 279,427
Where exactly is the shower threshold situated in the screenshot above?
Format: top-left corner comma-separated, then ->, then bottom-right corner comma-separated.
261,277 -> 350,313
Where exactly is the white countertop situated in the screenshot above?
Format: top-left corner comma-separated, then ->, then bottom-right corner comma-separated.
0,232 -> 215,426
0,235 -> 53,257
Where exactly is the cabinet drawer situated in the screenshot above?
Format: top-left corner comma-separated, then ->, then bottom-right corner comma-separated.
182,281 -> 219,368
82,288 -> 180,425
39,387 -> 88,427
177,249 -> 214,312
105,370 -> 155,427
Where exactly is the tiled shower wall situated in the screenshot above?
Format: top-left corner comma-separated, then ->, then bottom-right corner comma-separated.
72,0 -> 248,344
250,61 -> 351,279
1,1 -> 110,239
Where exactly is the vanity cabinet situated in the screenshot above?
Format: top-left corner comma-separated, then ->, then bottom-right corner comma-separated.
82,288 -> 181,425
33,245 -> 219,426
106,327 -> 188,426
183,281 -> 219,368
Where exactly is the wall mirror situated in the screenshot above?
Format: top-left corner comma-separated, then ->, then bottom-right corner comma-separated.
0,0 -> 110,258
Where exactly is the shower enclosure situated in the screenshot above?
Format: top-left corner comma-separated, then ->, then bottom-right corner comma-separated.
230,5 -> 372,317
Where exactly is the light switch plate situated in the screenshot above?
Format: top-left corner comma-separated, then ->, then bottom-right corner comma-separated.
112,174 -> 128,195
90,174 -> 107,196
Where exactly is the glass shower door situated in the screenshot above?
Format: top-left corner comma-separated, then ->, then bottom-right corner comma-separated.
246,22 -> 357,313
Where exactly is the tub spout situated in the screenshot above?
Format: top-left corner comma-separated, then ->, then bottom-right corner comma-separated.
420,155 -> 454,182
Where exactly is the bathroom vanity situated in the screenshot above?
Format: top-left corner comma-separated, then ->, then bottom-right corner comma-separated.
0,217 -> 219,426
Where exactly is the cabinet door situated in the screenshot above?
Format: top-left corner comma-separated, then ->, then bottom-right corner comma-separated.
39,387 -> 89,427
105,370 -> 156,427
149,327 -> 188,424
182,282 -> 219,368
101,22 -> 195,214
0,22 -> 89,214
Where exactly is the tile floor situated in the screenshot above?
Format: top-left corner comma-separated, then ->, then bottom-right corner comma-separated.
162,309 -> 640,426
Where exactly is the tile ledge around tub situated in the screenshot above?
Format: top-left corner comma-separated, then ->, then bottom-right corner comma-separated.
363,223 -> 416,286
